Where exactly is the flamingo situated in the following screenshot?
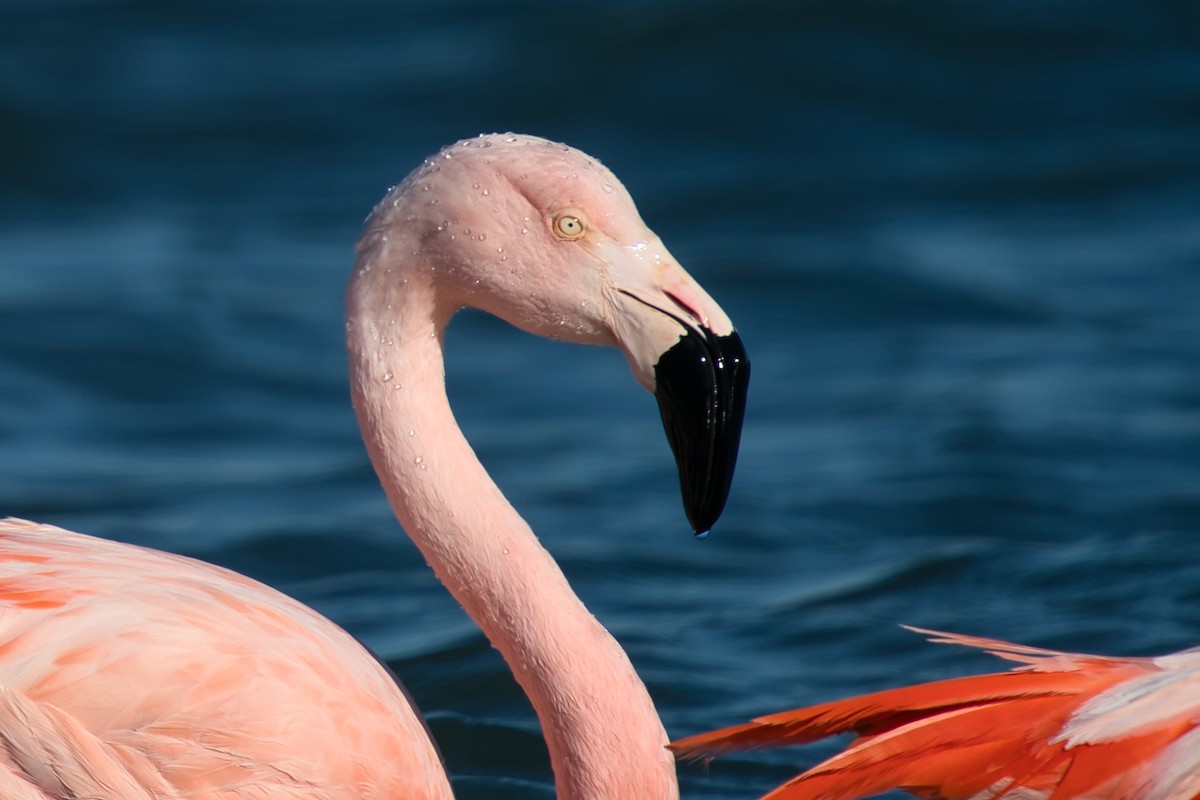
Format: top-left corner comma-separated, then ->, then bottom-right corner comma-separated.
1,133 -> 749,799
670,627 -> 1200,799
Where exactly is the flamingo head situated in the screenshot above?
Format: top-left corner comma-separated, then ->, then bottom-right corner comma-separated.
360,133 -> 750,534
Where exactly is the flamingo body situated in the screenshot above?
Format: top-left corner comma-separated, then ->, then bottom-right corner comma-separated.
671,629 -> 1200,800
0,517 -> 446,799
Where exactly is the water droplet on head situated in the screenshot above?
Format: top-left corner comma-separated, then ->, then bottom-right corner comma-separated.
479,233 -> 487,241
505,136 -> 517,142
472,182 -> 480,189
381,371 -> 393,382
602,183 -> 614,193
414,456 -> 423,464
481,189 -> 490,196
520,227 -> 528,234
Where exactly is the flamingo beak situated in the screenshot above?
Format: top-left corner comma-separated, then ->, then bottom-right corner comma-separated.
597,236 -> 749,535
653,326 -> 750,535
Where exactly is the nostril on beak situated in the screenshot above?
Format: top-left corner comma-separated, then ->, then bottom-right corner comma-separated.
663,290 -> 703,327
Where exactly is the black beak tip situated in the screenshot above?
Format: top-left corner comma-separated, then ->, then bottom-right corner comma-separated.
686,496 -> 723,538
654,328 -> 750,537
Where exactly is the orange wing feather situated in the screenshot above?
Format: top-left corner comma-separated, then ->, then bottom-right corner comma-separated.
671,629 -> 1200,800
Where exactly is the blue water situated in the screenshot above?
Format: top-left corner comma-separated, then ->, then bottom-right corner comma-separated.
2,2 -> 1199,797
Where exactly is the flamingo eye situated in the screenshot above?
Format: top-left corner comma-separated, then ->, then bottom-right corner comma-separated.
553,213 -> 586,240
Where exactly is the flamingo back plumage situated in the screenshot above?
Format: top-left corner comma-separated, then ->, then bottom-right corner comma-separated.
0,517 -> 450,799
670,629 -> 1200,800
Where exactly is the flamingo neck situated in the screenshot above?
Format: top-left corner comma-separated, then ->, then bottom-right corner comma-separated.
346,248 -> 678,800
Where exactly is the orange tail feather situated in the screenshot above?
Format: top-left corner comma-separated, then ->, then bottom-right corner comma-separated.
670,630 -> 1165,800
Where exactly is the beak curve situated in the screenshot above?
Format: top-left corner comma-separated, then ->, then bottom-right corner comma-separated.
652,316 -> 750,535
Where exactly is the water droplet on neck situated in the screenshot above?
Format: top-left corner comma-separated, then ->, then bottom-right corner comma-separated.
381,371 -> 393,382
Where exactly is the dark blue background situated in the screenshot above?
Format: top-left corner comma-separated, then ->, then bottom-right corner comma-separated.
2,2 -> 1199,797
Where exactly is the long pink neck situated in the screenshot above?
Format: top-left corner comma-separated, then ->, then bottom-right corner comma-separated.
346,249 -> 678,800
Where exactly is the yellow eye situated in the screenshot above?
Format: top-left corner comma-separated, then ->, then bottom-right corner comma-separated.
553,213 -> 586,240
